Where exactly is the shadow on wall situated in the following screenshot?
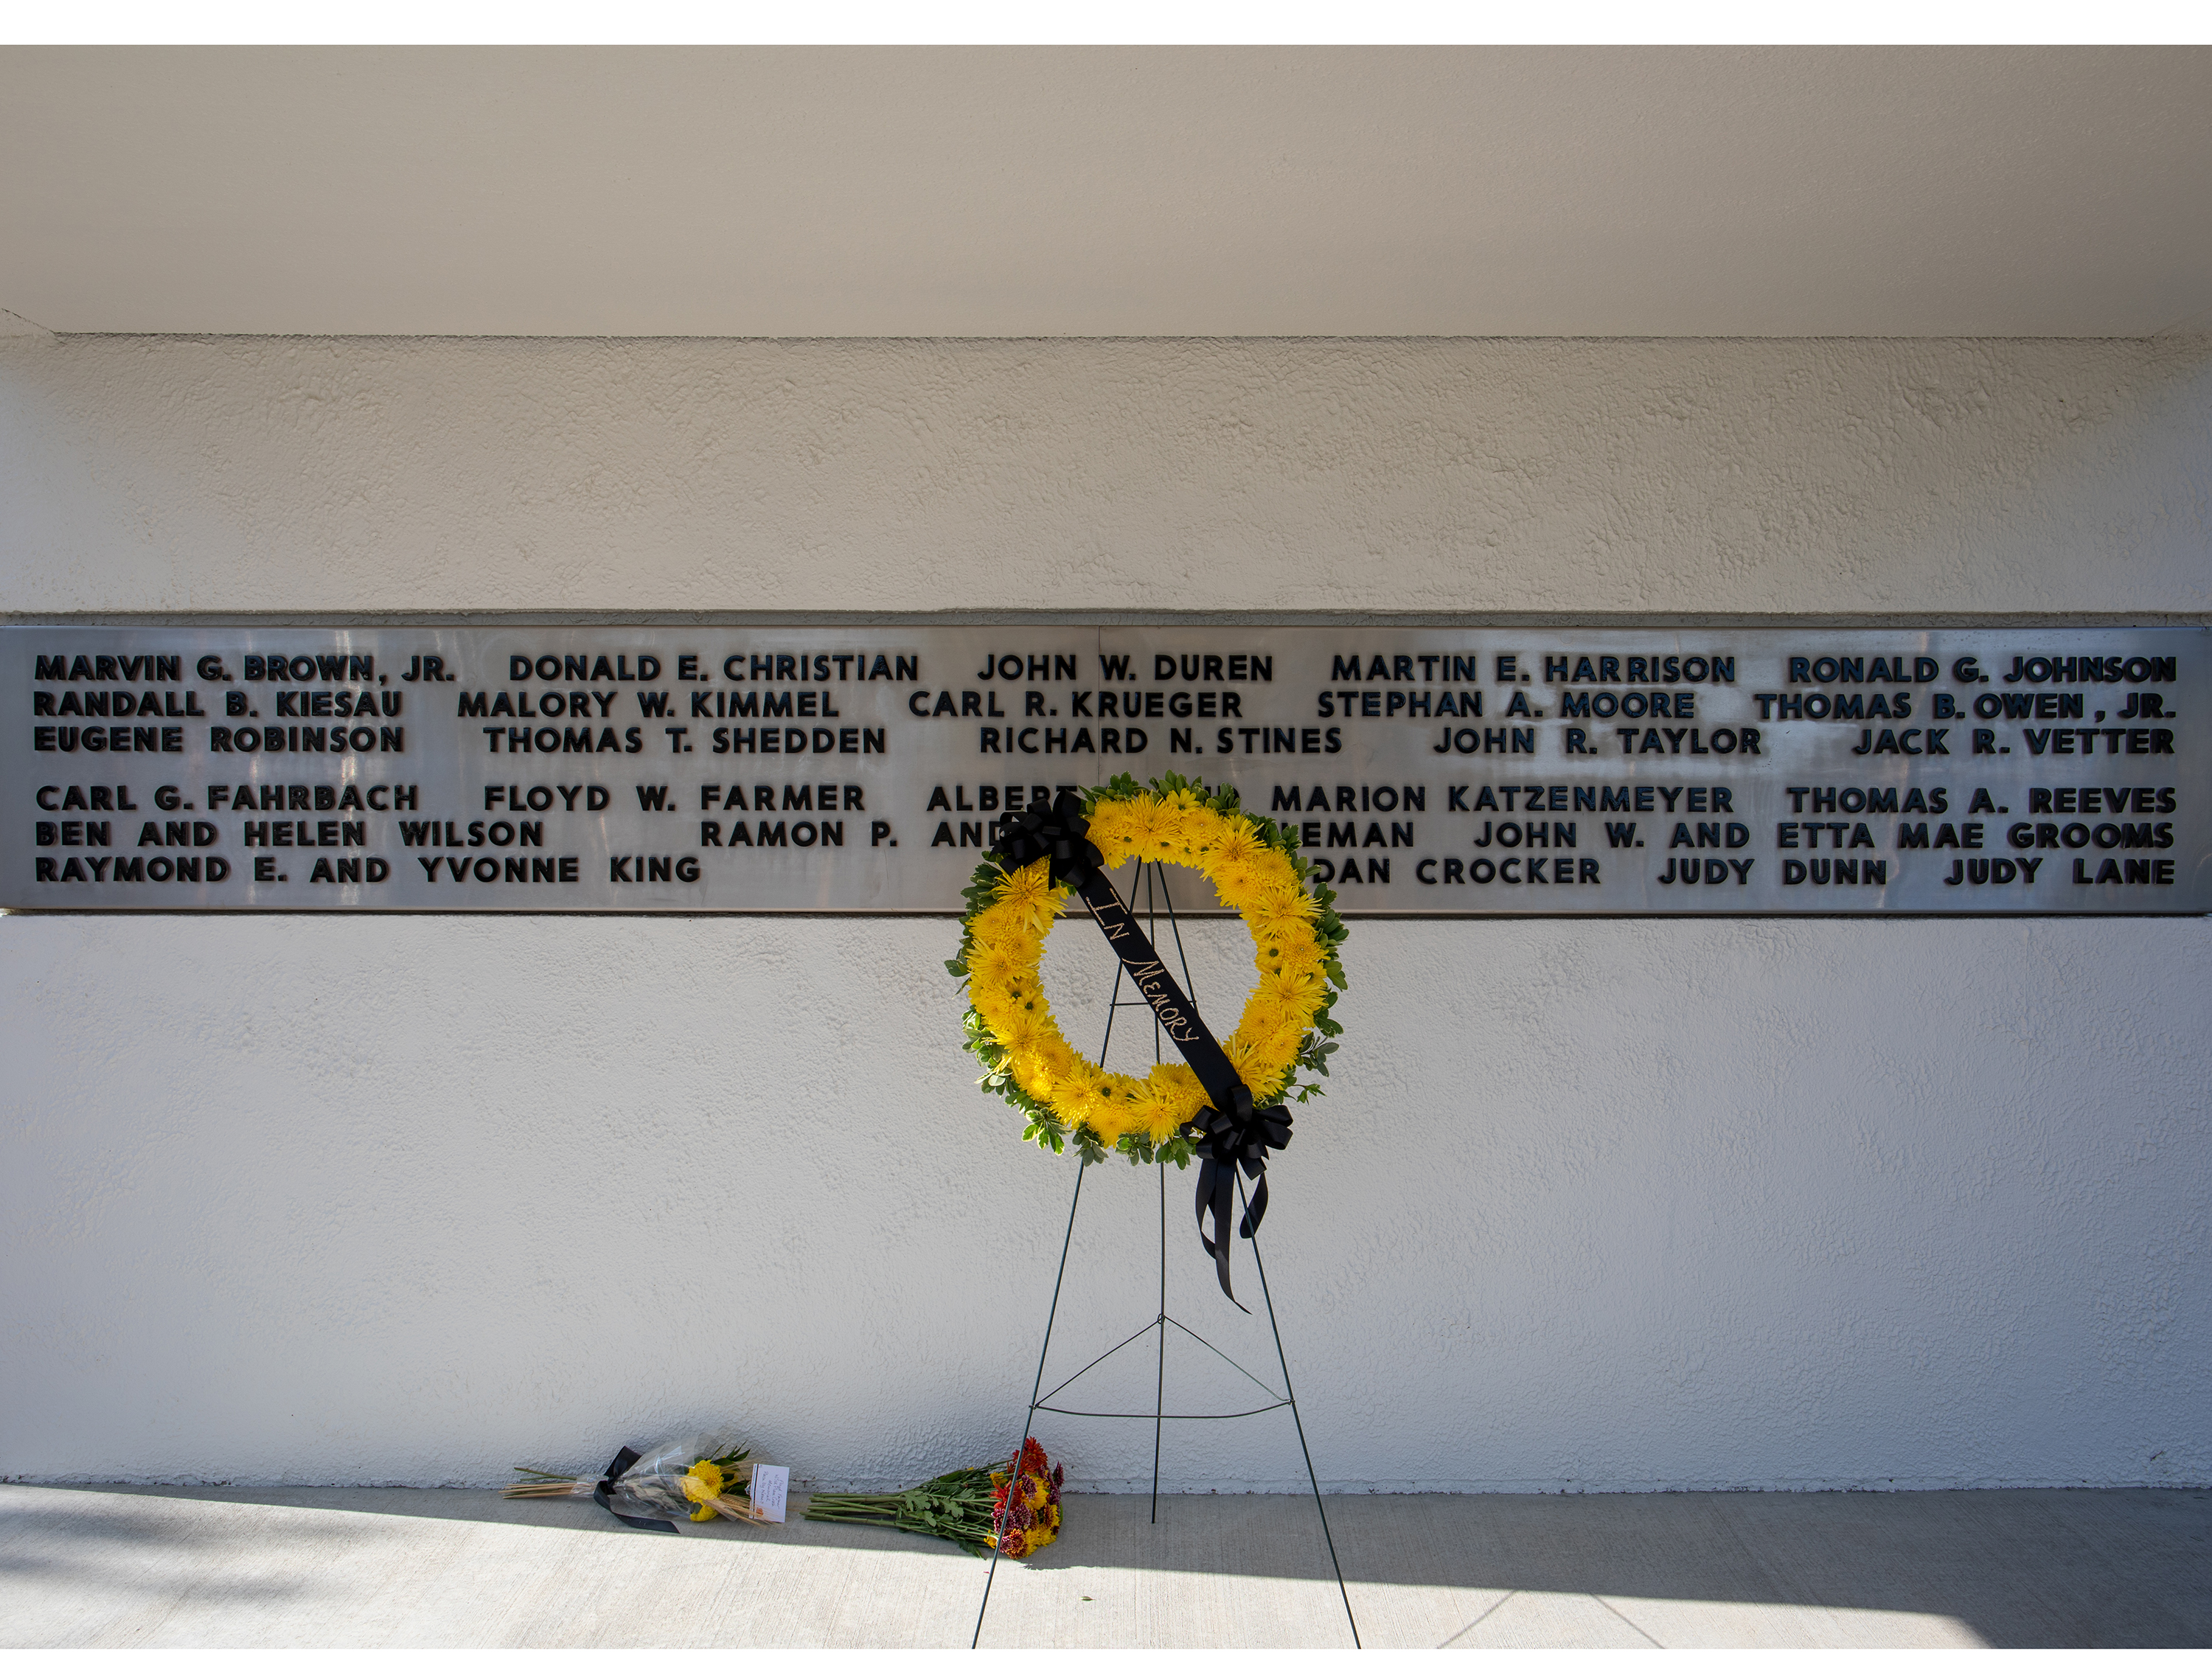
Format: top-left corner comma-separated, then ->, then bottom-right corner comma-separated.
18,1484 -> 2211,1646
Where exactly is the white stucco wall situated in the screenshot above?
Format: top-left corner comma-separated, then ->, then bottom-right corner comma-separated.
2,336 -> 2207,1492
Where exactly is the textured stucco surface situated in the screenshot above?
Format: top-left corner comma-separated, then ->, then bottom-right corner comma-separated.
4,336 -> 2210,619
1,335 -> 2208,1491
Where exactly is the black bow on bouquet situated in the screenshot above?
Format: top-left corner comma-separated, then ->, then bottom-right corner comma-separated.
596,1444 -> 679,1532
503,1436 -> 764,1530
995,791 -> 1292,1306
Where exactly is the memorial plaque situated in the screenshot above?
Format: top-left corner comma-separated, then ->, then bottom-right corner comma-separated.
6,622 -> 2204,915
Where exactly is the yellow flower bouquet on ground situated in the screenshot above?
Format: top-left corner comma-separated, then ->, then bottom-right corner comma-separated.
504,1434 -> 773,1527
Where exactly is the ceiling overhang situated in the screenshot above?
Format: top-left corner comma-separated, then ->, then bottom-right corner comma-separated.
3,46 -> 2208,338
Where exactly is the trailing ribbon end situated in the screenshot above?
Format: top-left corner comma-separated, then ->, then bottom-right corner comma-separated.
1189,1088 -> 1293,1307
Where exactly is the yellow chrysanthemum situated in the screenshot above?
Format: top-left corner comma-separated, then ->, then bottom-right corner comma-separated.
1117,796 -> 1169,853
1088,1099 -> 1142,1143
1234,994 -> 1287,1035
967,987 -> 1015,1032
984,997 -> 1053,1056
1132,1099 -> 1188,1144
1214,866 -> 1284,914
1234,1000 -> 1295,1046
1158,810 -> 1223,866
1201,817 -> 1263,874
1011,1042 -> 1071,1103
968,939 -> 1028,984
968,903 -> 1036,950
1046,1071 -> 1095,1130
1234,1014 -> 1307,1076
1244,883 -> 1324,937
1139,797 -> 1203,859
967,938 -> 1032,990
1223,1033 -> 1289,1101
1255,970 -> 1327,1024
1254,933 -> 1325,980
679,1459 -> 725,1523
992,860 -> 1067,935
1086,799 -> 1144,867
1052,1060 -> 1149,1142
972,961 -> 1046,1014
1138,1064 -> 1208,1141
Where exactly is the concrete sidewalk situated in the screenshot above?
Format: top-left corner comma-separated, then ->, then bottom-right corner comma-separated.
2,1485 -> 2206,1647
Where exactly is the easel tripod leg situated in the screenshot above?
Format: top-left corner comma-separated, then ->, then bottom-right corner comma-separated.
1244,1176 -> 1361,1649
1152,1158 -> 1167,1524
973,1158 -> 1087,1649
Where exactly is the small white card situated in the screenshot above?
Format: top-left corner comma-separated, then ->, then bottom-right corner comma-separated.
748,1463 -> 789,1523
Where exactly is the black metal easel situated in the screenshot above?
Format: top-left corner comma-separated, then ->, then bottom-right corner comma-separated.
971,860 -> 1359,1648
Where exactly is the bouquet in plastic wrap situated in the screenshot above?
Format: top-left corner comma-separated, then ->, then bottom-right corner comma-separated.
807,1437 -> 1065,1558
503,1434 -> 771,1531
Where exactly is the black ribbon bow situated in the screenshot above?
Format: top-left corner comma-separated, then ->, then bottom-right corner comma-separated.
595,1444 -> 680,1533
994,790 -> 1109,898
994,793 -> 1291,1304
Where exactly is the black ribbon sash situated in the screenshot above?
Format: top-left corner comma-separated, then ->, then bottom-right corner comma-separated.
595,1444 -> 680,1532
995,792 -> 1293,1304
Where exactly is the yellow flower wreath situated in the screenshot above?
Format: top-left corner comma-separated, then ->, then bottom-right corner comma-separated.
952,776 -> 1346,1163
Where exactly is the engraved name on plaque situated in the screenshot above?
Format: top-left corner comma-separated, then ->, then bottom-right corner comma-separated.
7,624 -> 2203,915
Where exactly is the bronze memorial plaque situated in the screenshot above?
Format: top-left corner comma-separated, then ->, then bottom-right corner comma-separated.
4,622 -> 2204,915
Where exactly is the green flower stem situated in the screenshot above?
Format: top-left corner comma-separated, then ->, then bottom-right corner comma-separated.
806,1481 -> 1003,1555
